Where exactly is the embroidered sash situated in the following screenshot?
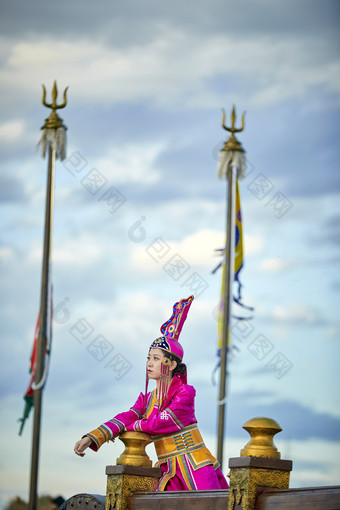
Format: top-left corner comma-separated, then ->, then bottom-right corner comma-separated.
152,424 -> 219,471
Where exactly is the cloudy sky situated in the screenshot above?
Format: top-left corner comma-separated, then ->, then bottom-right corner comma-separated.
1,0 -> 340,506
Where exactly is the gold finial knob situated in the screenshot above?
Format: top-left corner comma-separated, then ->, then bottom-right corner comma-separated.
240,417 -> 282,459
221,105 -> 245,152
41,80 -> 68,130
116,431 -> 153,467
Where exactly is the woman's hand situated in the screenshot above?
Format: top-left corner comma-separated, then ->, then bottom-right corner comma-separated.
74,436 -> 92,457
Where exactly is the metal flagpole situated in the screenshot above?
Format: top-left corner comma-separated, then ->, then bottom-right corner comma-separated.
216,106 -> 246,469
29,81 -> 68,510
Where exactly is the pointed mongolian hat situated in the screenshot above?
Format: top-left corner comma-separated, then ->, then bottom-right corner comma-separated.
150,295 -> 194,360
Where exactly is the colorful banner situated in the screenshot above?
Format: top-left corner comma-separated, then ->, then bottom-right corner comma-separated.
234,179 -> 243,293
18,287 -> 53,435
215,179 -> 253,356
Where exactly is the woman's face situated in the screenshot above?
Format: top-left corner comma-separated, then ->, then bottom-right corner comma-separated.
147,347 -> 177,381
147,347 -> 164,381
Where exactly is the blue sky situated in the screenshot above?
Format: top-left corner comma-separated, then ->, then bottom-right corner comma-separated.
0,0 -> 339,506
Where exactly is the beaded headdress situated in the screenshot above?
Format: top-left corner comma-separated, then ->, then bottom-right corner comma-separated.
148,295 -> 194,410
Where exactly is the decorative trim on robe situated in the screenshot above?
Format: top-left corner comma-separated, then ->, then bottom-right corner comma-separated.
157,458 -> 177,491
152,424 -> 221,489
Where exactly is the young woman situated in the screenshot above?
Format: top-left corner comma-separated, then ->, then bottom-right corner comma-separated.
74,295 -> 228,491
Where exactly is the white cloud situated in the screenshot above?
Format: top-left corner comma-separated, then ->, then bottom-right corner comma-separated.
23,234 -> 105,268
0,246 -> 15,262
53,239 -> 103,266
0,119 -> 25,143
272,304 -> 317,323
326,327 -> 339,339
165,229 -> 224,266
76,291 -> 170,347
1,29 -> 339,112
256,257 -> 292,272
131,228 -> 265,271
244,233 -> 265,257
91,143 -> 164,185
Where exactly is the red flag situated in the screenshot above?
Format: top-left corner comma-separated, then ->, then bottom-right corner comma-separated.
18,315 -> 39,435
18,286 -> 53,435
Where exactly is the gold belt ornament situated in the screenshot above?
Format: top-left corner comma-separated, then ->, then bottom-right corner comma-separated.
153,425 -> 205,460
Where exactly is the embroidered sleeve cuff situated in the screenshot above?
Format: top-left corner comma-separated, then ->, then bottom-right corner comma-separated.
85,424 -> 113,451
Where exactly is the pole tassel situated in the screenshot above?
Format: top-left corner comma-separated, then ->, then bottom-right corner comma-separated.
38,126 -> 67,161
217,150 -> 246,180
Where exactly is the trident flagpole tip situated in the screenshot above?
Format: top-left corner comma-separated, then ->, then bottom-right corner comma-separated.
221,105 -> 246,136
218,105 -> 246,179
42,80 -> 68,111
41,80 -> 68,131
39,80 -> 68,160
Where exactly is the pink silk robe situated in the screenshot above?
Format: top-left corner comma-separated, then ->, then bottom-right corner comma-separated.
85,375 -> 228,491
